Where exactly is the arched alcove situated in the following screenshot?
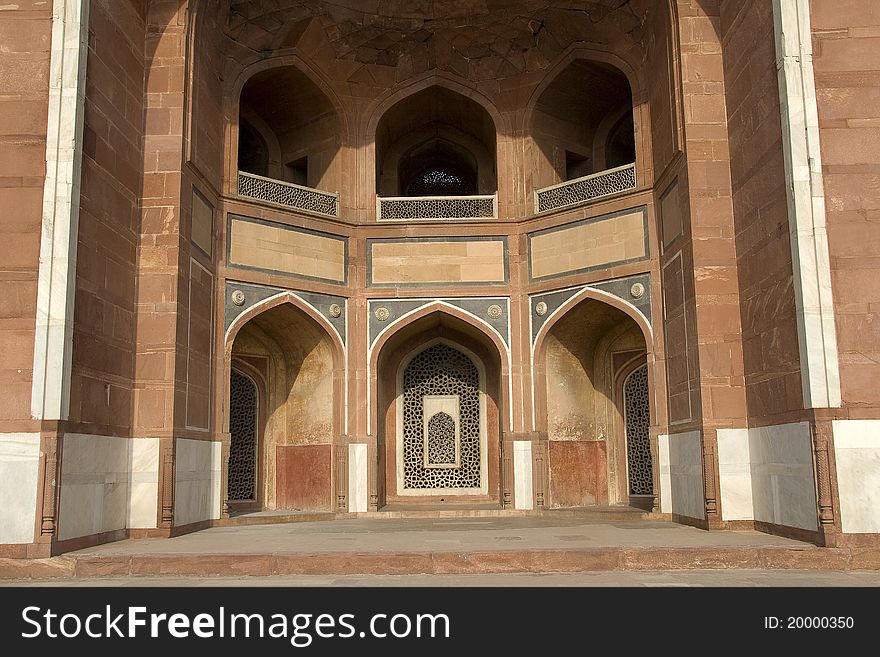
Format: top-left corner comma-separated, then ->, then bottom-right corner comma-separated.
237,65 -> 342,189
227,301 -> 342,512
375,86 -> 497,196
373,310 -> 506,507
531,58 -> 635,184
534,295 -> 655,509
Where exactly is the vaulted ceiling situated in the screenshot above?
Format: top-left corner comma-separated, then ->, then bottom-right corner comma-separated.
222,0 -> 657,81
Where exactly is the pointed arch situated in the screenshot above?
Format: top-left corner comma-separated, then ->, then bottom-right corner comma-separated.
532,286 -> 654,441
223,291 -> 347,437
368,301 -> 511,437
367,72 -> 507,139
225,291 -> 344,365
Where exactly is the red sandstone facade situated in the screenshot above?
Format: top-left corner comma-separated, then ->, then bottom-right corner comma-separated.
0,0 -> 878,558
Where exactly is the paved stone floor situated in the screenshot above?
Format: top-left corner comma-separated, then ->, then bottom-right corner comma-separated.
73,516 -> 807,556
2,570 -> 880,586
6,515 -> 877,581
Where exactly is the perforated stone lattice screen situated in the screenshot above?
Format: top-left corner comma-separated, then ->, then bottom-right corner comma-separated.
535,163 -> 636,213
427,412 -> 457,466
229,369 -> 258,500
403,344 -> 481,489
378,195 -> 496,221
624,363 -> 653,496
238,171 -> 338,216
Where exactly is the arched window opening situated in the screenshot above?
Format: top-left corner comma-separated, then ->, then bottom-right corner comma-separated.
376,86 -> 497,197
400,139 -> 478,196
402,343 -> 480,490
238,65 -> 340,188
533,59 -> 634,182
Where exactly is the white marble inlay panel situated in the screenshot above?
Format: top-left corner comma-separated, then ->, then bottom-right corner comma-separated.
174,438 -> 221,526
750,422 -> 817,531
348,443 -> 368,513
667,431 -> 705,520
58,433 -> 129,540
658,434 -> 672,514
717,428 -> 754,521
0,433 -> 41,544
513,441 -> 533,510
833,420 -> 880,533
128,438 -> 159,529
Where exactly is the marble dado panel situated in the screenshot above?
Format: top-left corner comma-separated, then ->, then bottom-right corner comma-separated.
513,441 -> 534,510
716,428 -> 753,521
833,420 -> 880,533
348,443 -> 368,513
57,435 -> 162,541
528,208 -> 648,281
129,438 -> 160,529
367,237 -> 508,287
58,434 -> 129,541
0,433 -> 41,544
717,423 -> 819,532
658,431 -> 705,521
174,438 -> 221,527
227,214 -> 347,284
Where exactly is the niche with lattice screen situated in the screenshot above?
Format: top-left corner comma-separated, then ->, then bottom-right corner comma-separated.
401,344 -> 482,490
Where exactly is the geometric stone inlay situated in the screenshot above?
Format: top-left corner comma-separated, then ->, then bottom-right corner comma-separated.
529,274 -> 652,344
403,344 -> 480,490
426,412 -> 457,467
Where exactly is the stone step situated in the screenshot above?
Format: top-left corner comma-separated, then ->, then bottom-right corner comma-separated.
4,545 -> 876,580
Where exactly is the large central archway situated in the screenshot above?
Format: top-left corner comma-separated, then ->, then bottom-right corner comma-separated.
374,310 -> 505,508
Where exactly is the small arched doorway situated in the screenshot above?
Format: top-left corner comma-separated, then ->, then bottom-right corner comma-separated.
622,362 -> 654,508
